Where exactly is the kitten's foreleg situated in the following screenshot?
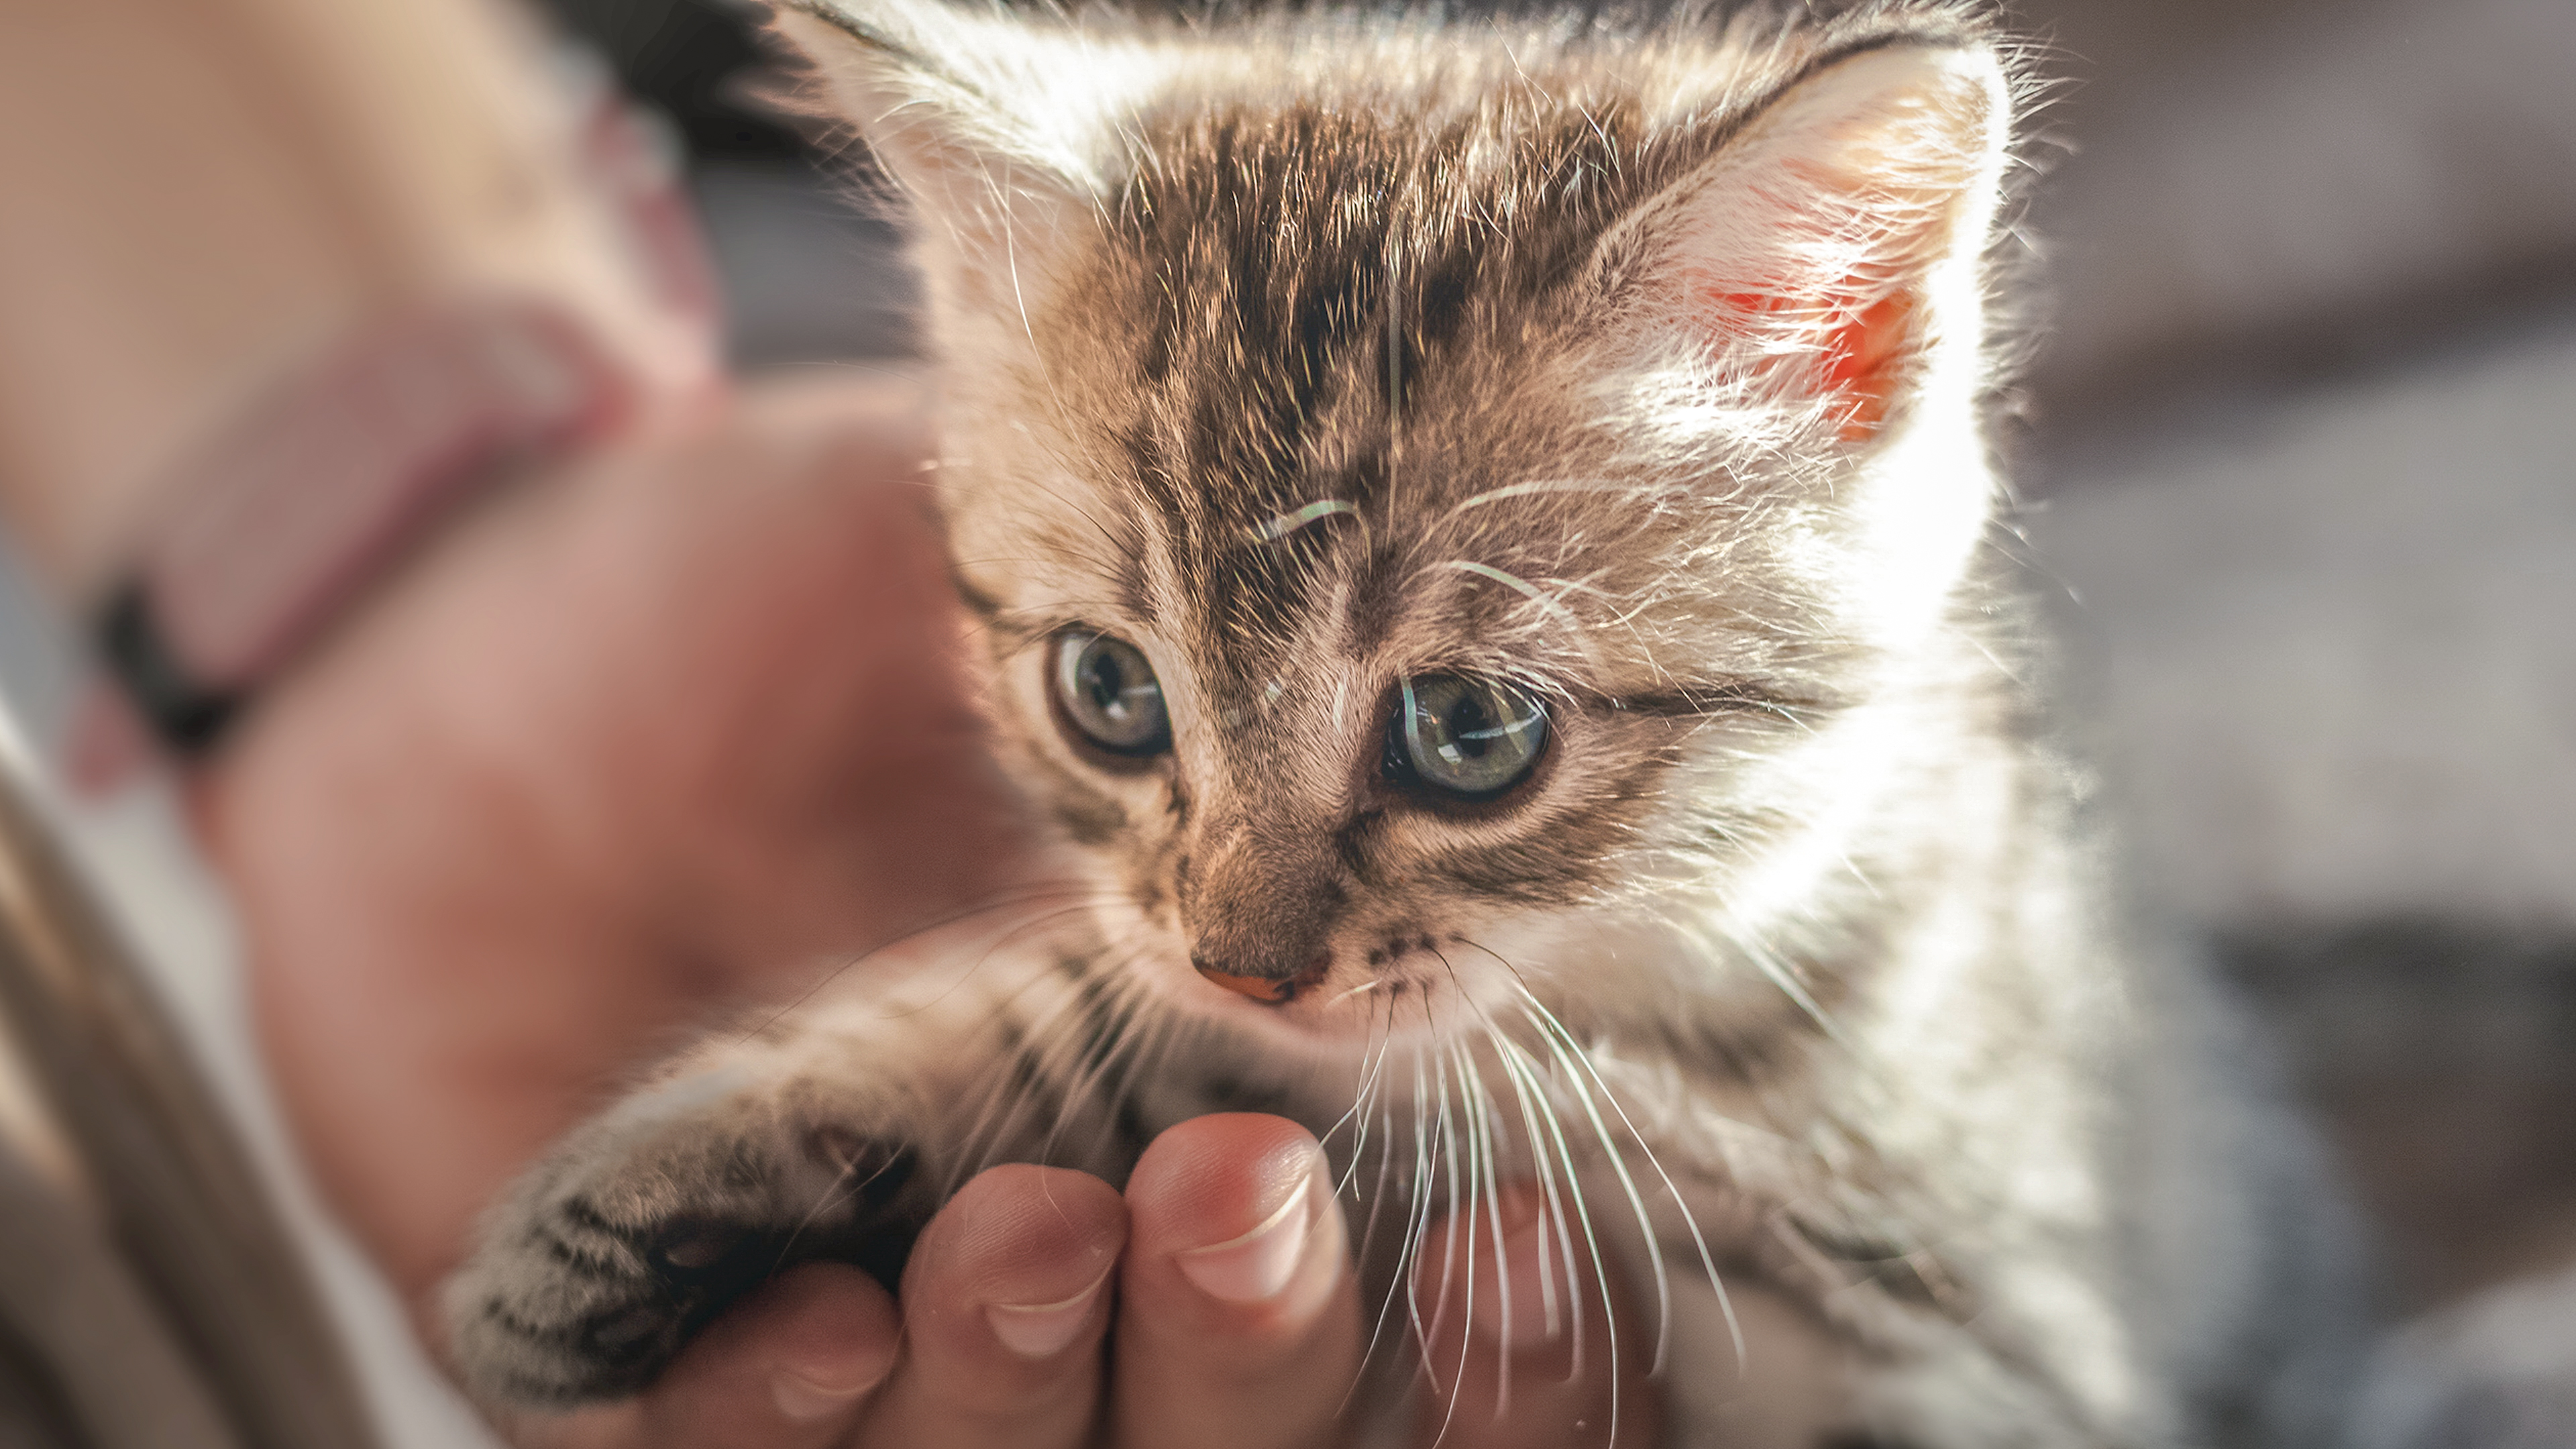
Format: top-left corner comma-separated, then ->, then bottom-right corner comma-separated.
440,959 -> 1081,1408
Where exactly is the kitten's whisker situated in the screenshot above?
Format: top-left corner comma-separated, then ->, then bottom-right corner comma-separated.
1490,1034 -> 1576,1354
982,154 -> 1063,425
1637,908 -> 1852,1051
1499,1035 -> 1594,1382
1445,476 -> 1679,517
1338,1089 -> 1407,1419
1010,953 -> 1159,1172
1525,1031 -> 1627,1433
1324,977 -> 1383,1008
1324,991 -> 1399,1194
1036,969 -> 1148,1170
1352,1028 -> 1397,1252
1450,1040 -> 1490,1424
950,947 -> 1145,1192
1422,1042 -> 1477,1449
1351,993 -> 1395,1204
1523,1002 -> 1672,1365
1436,947 -> 1586,1413
1731,930 -> 1853,1050
1090,985 -> 1187,1166
888,899 -> 1134,1019
1515,987 -> 1741,1374
1431,1044 -> 1466,1366
947,972 -> 1075,1193
1458,1045 -> 1515,1421
1246,496 -> 1358,544
1425,559 -> 1604,671
772,1140 -> 912,1276
729,884 -> 1119,1044
1495,1027 -> 1613,1420
1368,1046 -> 1440,1400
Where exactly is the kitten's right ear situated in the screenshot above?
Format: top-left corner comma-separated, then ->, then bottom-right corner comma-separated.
1598,42 -> 2012,442
763,1 -> 1137,268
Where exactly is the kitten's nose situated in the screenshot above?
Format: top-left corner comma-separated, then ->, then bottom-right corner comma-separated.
1193,956 -> 1330,1005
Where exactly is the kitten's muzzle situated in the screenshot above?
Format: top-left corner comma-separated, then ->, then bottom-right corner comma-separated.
1193,955 -> 1330,1005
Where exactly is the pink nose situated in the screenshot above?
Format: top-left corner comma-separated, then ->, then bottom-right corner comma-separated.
1195,965 -> 1295,1003
1193,957 -> 1328,1004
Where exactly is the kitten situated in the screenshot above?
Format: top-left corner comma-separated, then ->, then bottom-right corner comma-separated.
444,1 -> 2358,1442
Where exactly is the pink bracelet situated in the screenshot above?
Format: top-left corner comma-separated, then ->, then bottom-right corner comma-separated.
80,72 -> 723,768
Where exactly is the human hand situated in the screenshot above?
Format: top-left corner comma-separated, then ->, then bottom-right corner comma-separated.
500,1113 -> 1650,1449
201,378 -> 1006,1293
198,380 -> 1650,1446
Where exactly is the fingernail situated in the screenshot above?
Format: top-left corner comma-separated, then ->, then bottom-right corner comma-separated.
1470,1213 -> 1563,1351
771,1368 -> 873,1423
985,1271 -> 1110,1358
1175,1171 -> 1313,1303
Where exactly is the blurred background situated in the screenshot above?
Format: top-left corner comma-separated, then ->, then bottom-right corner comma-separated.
0,0 -> 2567,1442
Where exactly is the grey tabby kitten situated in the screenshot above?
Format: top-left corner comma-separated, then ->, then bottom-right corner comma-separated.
446,1 -> 2355,1442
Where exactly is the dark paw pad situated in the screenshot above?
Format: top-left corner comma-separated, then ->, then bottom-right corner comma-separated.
578,1301 -> 683,1378
546,1220 -> 787,1393
649,1218 -> 776,1285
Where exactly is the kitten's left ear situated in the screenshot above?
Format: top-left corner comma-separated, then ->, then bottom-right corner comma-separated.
762,1 -> 1144,298
1603,42 -> 2012,439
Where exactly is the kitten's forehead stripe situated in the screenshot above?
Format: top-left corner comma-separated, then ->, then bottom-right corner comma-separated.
1111,99 -> 1644,535
1083,98 -> 1654,708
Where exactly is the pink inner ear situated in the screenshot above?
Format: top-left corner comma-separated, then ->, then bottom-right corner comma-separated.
1695,281 -> 1919,438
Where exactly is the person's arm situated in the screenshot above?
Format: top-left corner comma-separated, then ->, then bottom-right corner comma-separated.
0,3 -> 1645,1443
0,0 -> 704,597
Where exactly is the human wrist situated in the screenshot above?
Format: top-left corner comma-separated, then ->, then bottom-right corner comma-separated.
0,0 -> 720,776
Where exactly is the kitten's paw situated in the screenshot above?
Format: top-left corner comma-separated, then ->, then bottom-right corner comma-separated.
441,1073 -> 925,1407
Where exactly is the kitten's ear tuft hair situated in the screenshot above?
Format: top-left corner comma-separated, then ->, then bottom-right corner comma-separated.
1610,44 -> 2012,438
763,1 -> 1138,260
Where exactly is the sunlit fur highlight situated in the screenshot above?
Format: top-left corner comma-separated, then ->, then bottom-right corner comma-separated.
443,3 -> 2361,1442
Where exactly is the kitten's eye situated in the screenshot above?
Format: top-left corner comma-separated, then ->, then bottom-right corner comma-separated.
1051,630 -> 1171,756
1386,675 -> 1548,800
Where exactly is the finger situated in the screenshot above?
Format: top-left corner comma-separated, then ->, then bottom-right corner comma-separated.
646,1262 -> 902,1446
857,1164 -> 1124,1449
500,1263 -> 899,1449
1412,1188 -> 1660,1449
1111,1114 -> 1362,1449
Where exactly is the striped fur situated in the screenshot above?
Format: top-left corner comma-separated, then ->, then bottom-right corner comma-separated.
444,4 -> 2360,1442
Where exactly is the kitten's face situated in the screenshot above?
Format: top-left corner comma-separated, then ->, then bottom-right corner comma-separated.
957,278 -> 1731,1025
779,2 -> 2012,1048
